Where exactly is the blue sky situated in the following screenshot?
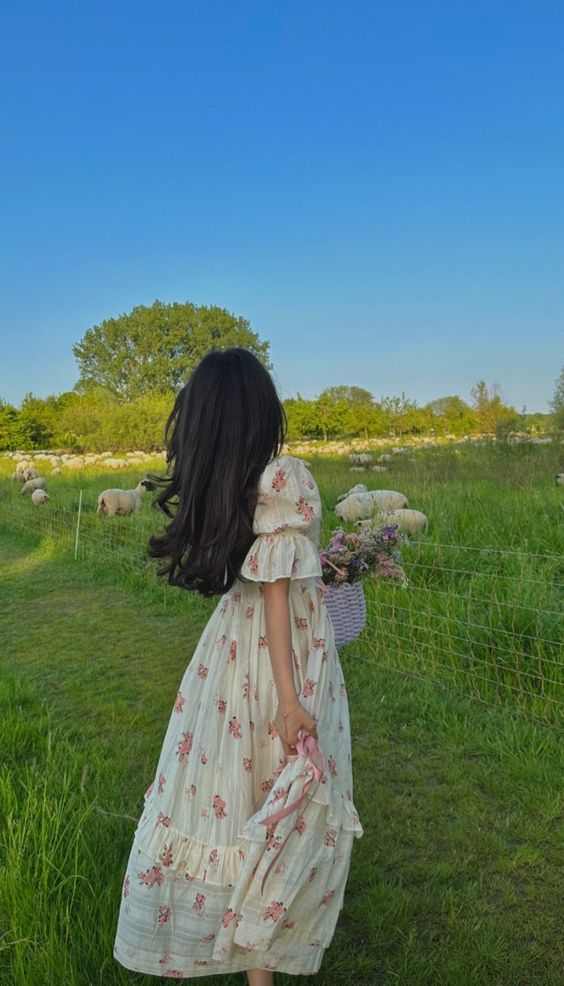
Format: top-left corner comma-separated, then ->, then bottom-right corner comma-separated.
1,1 -> 562,412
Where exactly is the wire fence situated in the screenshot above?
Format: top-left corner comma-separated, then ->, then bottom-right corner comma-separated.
2,483 -> 563,726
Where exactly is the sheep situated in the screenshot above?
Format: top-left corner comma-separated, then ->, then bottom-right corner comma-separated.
97,479 -> 156,517
357,508 -> 428,536
21,476 -> 47,495
349,452 -> 373,465
377,453 -> 392,463
22,466 -> 39,481
556,474 -> 564,486
371,465 -> 388,474
51,466 -> 62,476
103,457 -> 129,470
335,489 -> 408,522
31,489 -> 50,506
336,483 -> 368,504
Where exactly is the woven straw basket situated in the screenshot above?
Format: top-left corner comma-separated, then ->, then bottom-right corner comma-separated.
324,580 -> 367,648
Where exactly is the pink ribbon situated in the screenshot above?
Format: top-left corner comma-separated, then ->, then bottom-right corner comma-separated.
258,731 -> 326,894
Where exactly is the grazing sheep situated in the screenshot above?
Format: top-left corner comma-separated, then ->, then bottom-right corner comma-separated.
336,483 -> 368,504
97,479 -> 156,517
23,466 -> 39,481
349,453 -> 372,465
31,489 -> 50,506
335,489 -> 408,522
51,466 -> 62,476
357,507 -> 428,536
21,476 -> 47,495
103,457 -> 129,470
556,474 -> 564,486
371,465 -> 388,474
377,453 -> 392,463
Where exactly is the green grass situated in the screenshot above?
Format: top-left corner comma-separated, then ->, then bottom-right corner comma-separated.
1,441 -> 563,984
0,540 -> 563,984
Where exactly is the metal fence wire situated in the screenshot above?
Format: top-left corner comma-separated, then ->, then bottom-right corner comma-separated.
2,484 -> 563,726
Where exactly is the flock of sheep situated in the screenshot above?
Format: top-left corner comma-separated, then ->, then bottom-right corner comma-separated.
6,446 -> 562,537
10,457 -> 156,517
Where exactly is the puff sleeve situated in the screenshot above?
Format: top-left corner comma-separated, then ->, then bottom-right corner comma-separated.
240,455 -> 323,583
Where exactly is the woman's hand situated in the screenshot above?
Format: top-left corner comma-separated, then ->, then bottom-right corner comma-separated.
274,700 -> 318,757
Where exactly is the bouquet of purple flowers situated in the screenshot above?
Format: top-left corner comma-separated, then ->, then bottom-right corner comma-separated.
319,524 -> 409,587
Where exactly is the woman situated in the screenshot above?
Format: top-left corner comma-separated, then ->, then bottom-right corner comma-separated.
113,347 -> 363,982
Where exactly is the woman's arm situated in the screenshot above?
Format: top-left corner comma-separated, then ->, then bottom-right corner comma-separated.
263,577 -> 299,709
263,577 -> 317,752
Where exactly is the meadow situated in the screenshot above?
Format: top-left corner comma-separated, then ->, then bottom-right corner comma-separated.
0,439 -> 563,985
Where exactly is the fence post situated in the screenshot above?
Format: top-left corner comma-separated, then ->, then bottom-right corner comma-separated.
74,489 -> 83,560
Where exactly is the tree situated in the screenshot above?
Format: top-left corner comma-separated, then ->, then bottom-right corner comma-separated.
321,385 -> 375,406
470,380 -> 517,434
0,399 -> 21,450
549,365 -> 564,430
72,299 -> 272,401
424,395 -> 476,436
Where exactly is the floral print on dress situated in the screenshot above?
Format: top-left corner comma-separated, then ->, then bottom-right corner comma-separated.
212,794 -> 227,819
176,731 -> 193,763
263,900 -> 286,923
296,495 -> 315,523
137,864 -> 165,887
193,892 -> 206,915
160,844 -> 173,866
271,467 -> 288,491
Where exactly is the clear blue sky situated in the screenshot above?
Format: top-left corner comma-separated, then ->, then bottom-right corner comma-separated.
1,1 -> 562,412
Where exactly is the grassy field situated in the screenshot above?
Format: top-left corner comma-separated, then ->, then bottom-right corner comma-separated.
1,440 -> 563,984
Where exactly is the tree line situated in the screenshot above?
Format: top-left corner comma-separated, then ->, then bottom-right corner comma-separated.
0,300 -> 558,452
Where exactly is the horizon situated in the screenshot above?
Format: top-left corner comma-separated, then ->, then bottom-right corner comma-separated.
1,1 -> 562,414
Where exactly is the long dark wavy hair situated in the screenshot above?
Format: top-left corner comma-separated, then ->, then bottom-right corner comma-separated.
147,347 -> 287,597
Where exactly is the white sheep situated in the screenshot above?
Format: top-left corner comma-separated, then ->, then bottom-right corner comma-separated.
21,476 -> 47,495
556,474 -> 564,486
357,507 -> 428,536
23,466 -> 39,481
371,465 -> 388,474
335,489 -> 408,522
31,489 -> 50,505
336,483 -> 368,504
349,452 -> 372,465
97,479 -> 156,517
51,466 -> 62,476
356,509 -> 429,534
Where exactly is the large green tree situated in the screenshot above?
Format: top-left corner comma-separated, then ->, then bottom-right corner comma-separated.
72,299 -> 272,401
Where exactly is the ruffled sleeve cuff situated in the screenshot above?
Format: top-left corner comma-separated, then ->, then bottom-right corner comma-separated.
240,529 -> 322,583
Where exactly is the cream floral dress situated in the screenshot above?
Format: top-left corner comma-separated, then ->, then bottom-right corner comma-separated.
113,454 -> 363,978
